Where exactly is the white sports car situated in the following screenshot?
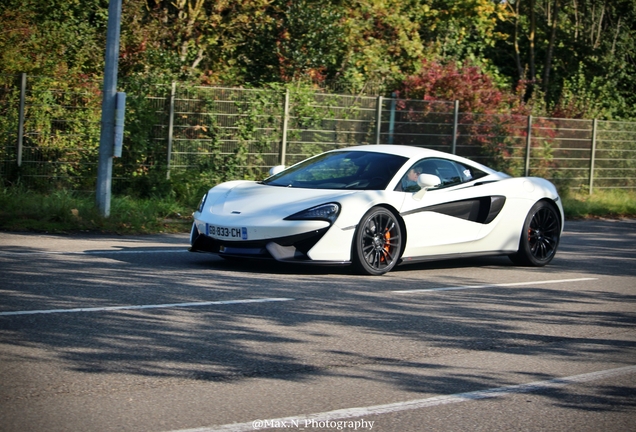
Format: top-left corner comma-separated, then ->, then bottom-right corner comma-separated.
190,145 -> 563,275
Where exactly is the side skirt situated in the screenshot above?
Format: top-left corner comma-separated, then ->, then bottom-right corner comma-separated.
399,250 -> 516,265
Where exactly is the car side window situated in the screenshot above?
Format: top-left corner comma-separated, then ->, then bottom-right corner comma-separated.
396,158 -> 488,192
435,159 -> 463,187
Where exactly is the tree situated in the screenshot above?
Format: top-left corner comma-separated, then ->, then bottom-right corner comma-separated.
397,58 -> 526,114
1,0 -> 634,119
417,0 -> 511,65
396,59 -> 533,172
332,0 -> 426,92
0,0 -> 107,78
140,0 -> 275,82
493,0 -> 636,119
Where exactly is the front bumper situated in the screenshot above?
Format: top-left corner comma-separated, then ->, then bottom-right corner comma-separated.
189,223 -> 347,264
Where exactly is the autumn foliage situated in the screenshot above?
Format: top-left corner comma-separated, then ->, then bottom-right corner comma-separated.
394,59 -> 542,174
397,59 -> 528,115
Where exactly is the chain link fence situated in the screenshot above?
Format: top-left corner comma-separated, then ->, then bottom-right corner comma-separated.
1,73 -> 635,194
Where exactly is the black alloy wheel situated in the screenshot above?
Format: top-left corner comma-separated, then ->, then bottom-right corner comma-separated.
353,207 -> 402,275
510,200 -> 561,266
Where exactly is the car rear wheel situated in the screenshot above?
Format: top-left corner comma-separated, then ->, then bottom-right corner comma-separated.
353,207 -> 402,275
509,200 -> 561,266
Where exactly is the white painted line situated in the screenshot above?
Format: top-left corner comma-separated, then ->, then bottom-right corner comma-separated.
172,365 -> 636,432
392,277 -> 598,294
0,298 -> 294,317
0,249 -> 189,256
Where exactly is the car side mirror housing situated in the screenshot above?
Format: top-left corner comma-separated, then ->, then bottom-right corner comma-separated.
413,174 -> 441,200
269,165 -> 285,176
417,174 -> 441,189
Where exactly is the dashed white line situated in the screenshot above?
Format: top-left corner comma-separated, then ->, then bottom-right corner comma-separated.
1,278 -> 599,315
392,277 -> 598,294
0,297 -> 294,316
0,249 -> 189,256
172,365 -> 636,432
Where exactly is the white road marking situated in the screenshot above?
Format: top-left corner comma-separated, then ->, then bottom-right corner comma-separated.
392,277 -> 598,294
0,298 -> 294,316
0,249 -> 189,256
172,365 -> 636,432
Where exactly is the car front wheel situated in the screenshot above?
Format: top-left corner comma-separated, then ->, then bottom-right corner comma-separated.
353,207 -> 402,275
509,200 -> 561,266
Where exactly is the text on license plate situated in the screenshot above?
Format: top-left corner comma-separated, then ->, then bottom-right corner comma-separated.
207,224 -> 248,240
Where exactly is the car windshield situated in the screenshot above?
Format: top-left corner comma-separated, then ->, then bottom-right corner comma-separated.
262,151 -> 408,190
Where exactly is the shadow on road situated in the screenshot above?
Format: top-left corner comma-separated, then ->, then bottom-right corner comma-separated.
0,219 -> 634,413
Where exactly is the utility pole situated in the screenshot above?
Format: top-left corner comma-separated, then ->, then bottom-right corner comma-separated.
96,0 -> 123,217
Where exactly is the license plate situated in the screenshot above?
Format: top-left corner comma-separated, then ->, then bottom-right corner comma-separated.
207,224 -> 248,240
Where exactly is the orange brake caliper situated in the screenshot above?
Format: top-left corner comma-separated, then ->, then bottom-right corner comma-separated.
381,229 -> 391,261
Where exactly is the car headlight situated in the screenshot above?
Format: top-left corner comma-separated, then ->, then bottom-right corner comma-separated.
197,192 -> 208,212
285,203 -> 340,224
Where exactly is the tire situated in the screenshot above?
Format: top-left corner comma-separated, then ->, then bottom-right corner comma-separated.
509,200 -> 561,266
189,223 -> 199,245
353,207 -> 402,275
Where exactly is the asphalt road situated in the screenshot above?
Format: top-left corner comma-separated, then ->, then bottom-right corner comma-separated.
0,219 -> 635,432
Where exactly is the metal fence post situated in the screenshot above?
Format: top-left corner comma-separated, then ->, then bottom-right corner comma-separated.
166,81 -> 176,179
525,115 -> 533,176
451,100 -> 459,154
375,96 -> 383,144
388,92 -> 396,144
589,118 -> 598,195
17,73 -> 26,167
280,88 -> 290,166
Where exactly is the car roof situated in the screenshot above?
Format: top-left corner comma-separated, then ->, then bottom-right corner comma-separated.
331,145 -> 498,173
340,144 -> 449,158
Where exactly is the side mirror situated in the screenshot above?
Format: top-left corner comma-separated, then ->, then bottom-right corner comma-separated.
413,174 -> 441,200
269,165 -> 285,176
417,174 -> 441,188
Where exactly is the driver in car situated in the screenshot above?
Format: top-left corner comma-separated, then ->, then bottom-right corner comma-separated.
401,167 -> 422,192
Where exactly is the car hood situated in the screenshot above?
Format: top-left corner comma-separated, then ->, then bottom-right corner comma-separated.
209,181 -> 355,216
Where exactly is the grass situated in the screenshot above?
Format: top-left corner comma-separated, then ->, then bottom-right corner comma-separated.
561,189 -> 636,220
0,188 -> 194,234
1,187 -> 634,235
